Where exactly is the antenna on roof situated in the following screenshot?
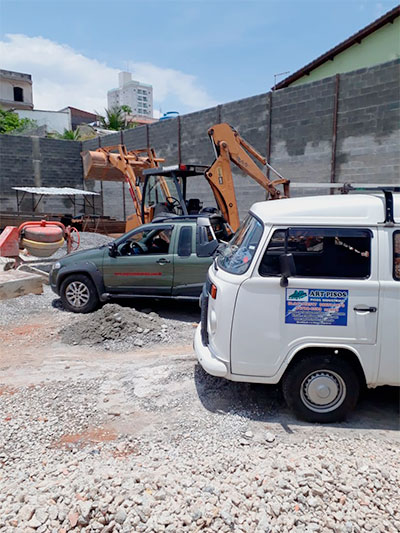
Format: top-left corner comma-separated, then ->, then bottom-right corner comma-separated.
273,71 -> 290,90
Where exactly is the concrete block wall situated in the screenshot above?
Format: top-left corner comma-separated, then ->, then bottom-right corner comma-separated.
336,60 -> 400,184
0,135 -> 34,212
38,138 -> 84,214
2,59 -> 399,225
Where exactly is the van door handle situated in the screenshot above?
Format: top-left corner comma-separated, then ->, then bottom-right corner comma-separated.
353,306 -> 377,313
157,258 -> 170,265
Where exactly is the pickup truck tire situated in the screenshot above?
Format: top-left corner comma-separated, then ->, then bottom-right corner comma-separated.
282,354 -> 360,423
60,274 -> 99,314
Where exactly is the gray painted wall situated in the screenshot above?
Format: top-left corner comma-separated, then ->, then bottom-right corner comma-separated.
1,59 -> 399,223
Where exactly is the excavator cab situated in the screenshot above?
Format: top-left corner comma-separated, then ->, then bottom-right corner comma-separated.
142,164 -> 232,240
142,164 -> 207,220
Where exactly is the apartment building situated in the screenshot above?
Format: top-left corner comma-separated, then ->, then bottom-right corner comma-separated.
107,72 -> 153,118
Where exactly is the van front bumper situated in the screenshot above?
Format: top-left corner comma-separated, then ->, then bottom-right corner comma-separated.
194,324 -> 228,378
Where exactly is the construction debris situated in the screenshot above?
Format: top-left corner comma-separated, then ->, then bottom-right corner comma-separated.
59,303 -> 192,350
0,270 -> 43,301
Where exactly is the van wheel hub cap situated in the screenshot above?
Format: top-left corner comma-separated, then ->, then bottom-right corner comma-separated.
300,371 -> 346,413
65,281 -> 90,308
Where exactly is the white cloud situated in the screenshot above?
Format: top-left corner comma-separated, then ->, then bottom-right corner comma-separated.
0,34 -> 217,114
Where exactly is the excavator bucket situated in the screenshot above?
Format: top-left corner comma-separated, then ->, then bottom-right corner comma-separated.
81,145 -> 165,232
82,150 -> 126,182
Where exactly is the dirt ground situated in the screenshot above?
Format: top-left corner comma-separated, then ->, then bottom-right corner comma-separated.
1,303 -> 398,437
0,289 -> 399,532
0,287 -> 398,429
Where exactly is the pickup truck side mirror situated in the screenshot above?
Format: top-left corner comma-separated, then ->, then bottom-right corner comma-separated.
108,242 -> 118,257
279,253 -> 296,287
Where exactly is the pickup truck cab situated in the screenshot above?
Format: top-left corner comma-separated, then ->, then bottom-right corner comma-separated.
195,191 -> 400,422
50,214 -> 228,313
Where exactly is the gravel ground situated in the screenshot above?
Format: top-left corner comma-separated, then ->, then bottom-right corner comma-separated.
0,284 -> 65,327
52,232 -> 112,260
0,351 -> 399,533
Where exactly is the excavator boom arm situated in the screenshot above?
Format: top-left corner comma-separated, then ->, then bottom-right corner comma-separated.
206,123 -> 290,231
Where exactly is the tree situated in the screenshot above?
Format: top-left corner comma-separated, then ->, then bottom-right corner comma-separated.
0,108 -> 37,134
98,105 -> 137,131
59,128 -> 81,140
48,126 -> 97,141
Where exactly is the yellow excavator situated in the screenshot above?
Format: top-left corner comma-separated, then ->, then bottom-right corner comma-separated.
82,123 -> 290,233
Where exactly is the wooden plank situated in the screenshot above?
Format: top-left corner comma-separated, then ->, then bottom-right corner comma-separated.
0,270 -> 43,300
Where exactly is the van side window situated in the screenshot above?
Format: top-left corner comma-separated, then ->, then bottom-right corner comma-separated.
394,231 -> 400,280
259,228 -> 371,278
178,226 -> 192,257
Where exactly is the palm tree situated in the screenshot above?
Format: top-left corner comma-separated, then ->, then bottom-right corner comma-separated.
59,128 -> 81,140
98,106 -> 137,131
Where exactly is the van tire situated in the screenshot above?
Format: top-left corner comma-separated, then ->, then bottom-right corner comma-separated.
60,274 -> 99,314
282,354 -> 360,423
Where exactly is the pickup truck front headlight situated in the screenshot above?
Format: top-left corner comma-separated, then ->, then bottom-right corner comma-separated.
52,261 -> 61,271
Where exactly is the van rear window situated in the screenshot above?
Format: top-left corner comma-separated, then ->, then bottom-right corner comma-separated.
259,227 -> 371,279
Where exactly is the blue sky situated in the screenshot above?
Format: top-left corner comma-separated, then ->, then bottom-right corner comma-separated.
0,0 -> 398,115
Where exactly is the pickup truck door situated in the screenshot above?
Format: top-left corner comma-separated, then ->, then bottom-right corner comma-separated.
172,224 -> 213,297
103,225 -> 175,295
231,227 -> 379,379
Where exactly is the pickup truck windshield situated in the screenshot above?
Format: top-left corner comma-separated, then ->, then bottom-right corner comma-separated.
217,215 -> 263,274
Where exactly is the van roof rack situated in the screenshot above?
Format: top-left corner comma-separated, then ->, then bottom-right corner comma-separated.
290,182 -> 399,224
290,182 -> 399,193
151,213 -> 222,223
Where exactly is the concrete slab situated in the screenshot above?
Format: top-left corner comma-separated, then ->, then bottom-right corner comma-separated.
0,270 -> 43,300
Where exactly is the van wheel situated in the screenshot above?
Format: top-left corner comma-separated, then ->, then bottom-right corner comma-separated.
60,274 -> 99,313
282,355 -> 359,423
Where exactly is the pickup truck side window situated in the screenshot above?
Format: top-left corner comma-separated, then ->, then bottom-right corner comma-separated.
178,226 -> 193,257
118,227 -> 173,256
394,231 -> 400,280
259,227 -> 371,278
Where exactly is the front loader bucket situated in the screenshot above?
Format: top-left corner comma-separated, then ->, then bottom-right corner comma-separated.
82,151 -> 126,182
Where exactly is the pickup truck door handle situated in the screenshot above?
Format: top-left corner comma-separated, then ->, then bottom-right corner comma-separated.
353,306 -> 377,313
157,258 -> 171,265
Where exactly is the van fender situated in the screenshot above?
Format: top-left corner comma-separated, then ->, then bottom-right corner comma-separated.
56,261 -> 106,299
276,342 -> 368,383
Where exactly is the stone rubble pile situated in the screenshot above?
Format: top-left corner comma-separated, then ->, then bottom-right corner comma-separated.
59,304 -> 184,349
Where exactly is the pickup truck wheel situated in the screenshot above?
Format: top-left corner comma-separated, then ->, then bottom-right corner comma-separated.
282,355 -> 359,423
60,274 -> 99,313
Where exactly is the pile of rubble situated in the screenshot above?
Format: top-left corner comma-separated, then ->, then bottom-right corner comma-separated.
59,303 -> 191,350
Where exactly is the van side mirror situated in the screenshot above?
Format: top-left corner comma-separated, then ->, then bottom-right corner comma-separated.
279,253 -> 296,287
108,242 -> 118,257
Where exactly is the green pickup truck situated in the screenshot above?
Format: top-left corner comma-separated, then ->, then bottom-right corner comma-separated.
50,215 -> 228,313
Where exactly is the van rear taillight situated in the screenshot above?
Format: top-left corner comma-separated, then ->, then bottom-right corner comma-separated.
210,284 -> 217,299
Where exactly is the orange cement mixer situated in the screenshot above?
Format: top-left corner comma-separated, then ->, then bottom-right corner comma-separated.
0,220 -> 80,265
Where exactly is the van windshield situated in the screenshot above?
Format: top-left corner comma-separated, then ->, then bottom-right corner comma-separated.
217,215 -> 263,275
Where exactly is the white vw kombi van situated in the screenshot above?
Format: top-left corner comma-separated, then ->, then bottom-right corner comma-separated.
195,191 -> 400,422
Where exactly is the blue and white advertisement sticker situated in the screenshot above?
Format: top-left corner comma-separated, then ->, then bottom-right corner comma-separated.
285,288 -> 348,326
